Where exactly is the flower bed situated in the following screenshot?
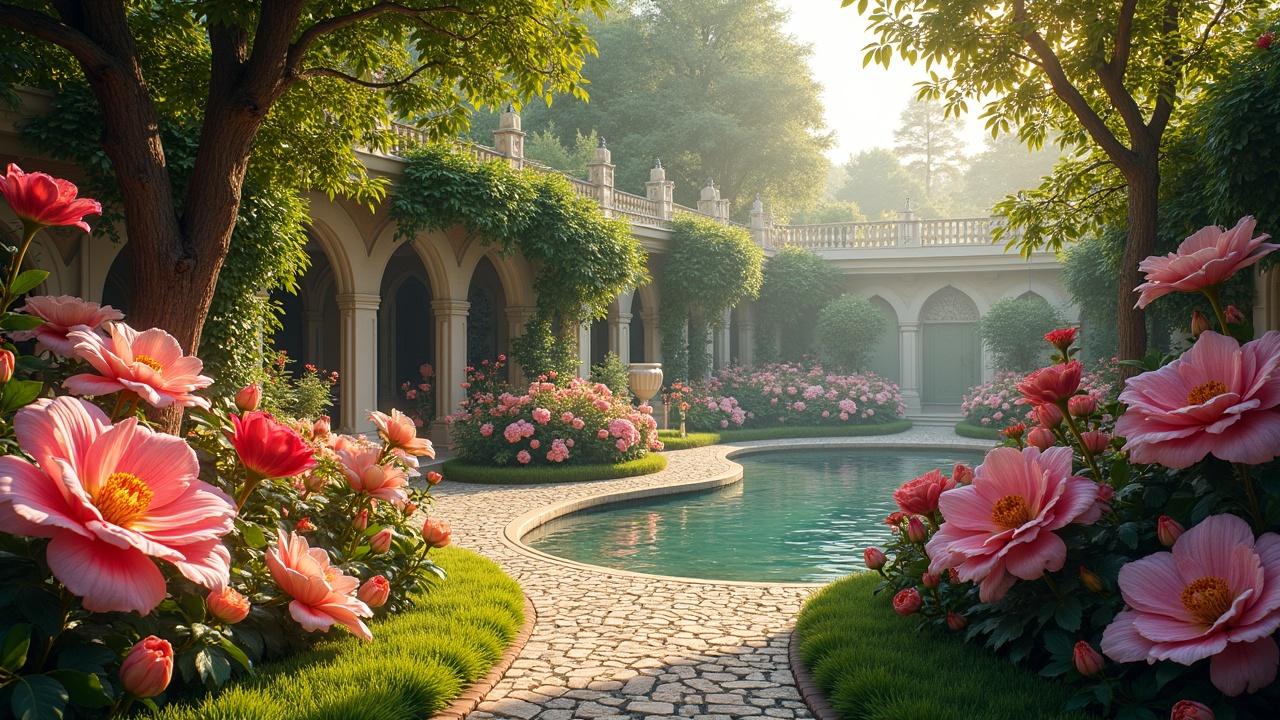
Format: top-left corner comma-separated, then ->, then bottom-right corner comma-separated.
667,362 -> 906,433
440,453 -> 668,485
0,165 -> 460,718
448,357 -> 662,467
959,362 -> 1118,435
857,217 -> 1280,720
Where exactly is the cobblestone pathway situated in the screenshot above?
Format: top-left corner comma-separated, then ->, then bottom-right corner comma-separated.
433,429 -> 990,720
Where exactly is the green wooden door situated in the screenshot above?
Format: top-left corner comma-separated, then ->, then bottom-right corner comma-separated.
867,326 -> 900,382
922,323 -> 980,405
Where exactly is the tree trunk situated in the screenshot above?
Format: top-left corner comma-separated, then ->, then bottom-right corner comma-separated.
1116,156 -> 1160,363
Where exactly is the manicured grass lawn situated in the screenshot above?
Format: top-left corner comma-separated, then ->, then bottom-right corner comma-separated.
796,573 -> 1087,720
158,546 -> 523,720
954,420 -> 1002,441
658,420 -> 913,450
441,452 -> 667,484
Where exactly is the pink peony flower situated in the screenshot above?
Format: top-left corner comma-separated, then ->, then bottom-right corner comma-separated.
336,446 -> 409,504
0,397 -> 235,613
0,163 -> 101,232
1134,217 -> 1277,309
516,450 -> 531,465
10,295 -> 123,357
926,446 -> 1098,602
358,575 -> 391,608
65,323 -> 213,409
1101,514 -> 1280,696
892,588 -> 922,616
532,407 -> 552,425
1115,331 -> 1280,468
1171,701 -> 1215,720
893,468 -> 954,516
369,409 -> 435,457
1017,360 -> 1082,407
119,636 -> 173,699
266,530 -> 372,640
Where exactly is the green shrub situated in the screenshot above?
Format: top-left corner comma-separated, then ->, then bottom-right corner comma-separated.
589,352 -> 630,399
815,295 -> 889,372
441,453 -> 667,484
978,296 -> 1066,373
257,350 -> 336,421
757,246 -> 843,361
158,547 -> 523,720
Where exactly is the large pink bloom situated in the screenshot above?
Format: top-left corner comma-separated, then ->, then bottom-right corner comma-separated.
925,446 -> 1098,602
0,163 -> 102,232
65,323 -> 213,409
1101,514 -> 1280,696
0,397 -> 235,614
10,295 -> 123,358
1017,360 -> 1082,407
1115,331 -> 1280,469
336,445 -> 409,504
1134,217 -> 1278,309
369,409 -> 434,458
265,530 -> 373,641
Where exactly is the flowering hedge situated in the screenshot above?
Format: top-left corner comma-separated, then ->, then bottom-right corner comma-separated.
669,362 -> 905,432
960,361 -> 1118,433
448,356 -> 661,467
0,165 -> 455,719
864,216 -> 1280,720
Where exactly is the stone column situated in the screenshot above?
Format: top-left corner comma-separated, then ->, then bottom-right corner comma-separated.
645,159 -> 675,221
737,320 -> 756,367
431,299 -> 469,443
713,308 -> 732,369
577,319 -> 593,378
899,322 -> 922,414
492,104 -> 525,169
504,304 -> 537,383
336,293 -> 380,434
608,311 -> 632,366
642,308 -> 662,363
588,139 -> 615,217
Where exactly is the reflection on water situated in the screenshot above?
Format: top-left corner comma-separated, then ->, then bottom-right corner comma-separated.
524,448 -> 983,583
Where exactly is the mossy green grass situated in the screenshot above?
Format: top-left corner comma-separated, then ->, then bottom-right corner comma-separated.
441,452 -> 668,485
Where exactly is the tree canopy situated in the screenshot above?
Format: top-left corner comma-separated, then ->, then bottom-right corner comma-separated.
893,99 -> 965,200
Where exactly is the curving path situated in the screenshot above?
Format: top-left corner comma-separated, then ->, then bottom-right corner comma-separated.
432,428 -> 991,720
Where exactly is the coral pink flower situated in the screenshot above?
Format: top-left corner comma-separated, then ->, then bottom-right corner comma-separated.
1115,331 -> 1280,468
207,586 -> 250,624
1171,700 -> 1215,720
0,163 -> 101,232
1074,641 -> 1104,676
65,323 -> 213,409
358,575 -> 390,608
119,636 -> 173,699
336,445 -> 408,504
0,397 -> 235,613
1017,360 -> 1082,407
369,409 -> 435,457
228,411 -> 317,480
892,588 -> 922,616
1101,514 -> 1280,696
422,517 -> 451,548
893,468 -> 955,516
265,530 -> 373,640
11,295 -> 123,357
1134,217 -> 1277,309
863,547 -> 886,570
926,446 -> 1098,602
1044,327 -> 1079,354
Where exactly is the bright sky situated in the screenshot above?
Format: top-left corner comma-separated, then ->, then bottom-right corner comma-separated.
778,0 -> 989,161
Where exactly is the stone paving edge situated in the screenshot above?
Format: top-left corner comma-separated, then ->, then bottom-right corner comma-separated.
432,592 -> 539,720
788,627 -> 840,720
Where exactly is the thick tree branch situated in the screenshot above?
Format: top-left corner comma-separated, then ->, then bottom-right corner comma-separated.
0,3 -> 114,70
1110,0 -> 1139,76
1147,0 -> 1187,139
301,59 -> 453,88
286,2 -> 470,75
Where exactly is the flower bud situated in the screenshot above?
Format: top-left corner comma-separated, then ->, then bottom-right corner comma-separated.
0,349 -> 14,383
1225,304 -> 1245,325
403,501 -> 418,516
358,575 -> 391,608
921,571 -> 940,589
946,612 -> 967,631
295,516 -> 315,533
353,509 -> 368,532
426,470 -> 443,486
1026,426 -> 1055,450
1081,430 -> 1110,455
892,588 -> 922,616
1078,566 -> 1104,594
1034,403 -> 1063,428
863,547 -> 886,570
951,463 -> 974,485
1073,641 -> 1104,677
1157,515 -> 1184,547
1190,310 -> 1211,338
234,383 -> 261,412
313,415 -> 331,437
1000,422 -> 1026,442
369,527 -> 394,554
906,516 -> 927,543
206,587 -> 250,624
1067,394 -> 1096,418
422,517 -> 452,548
120,636 -> 173,698
1171,700 -> 1215,720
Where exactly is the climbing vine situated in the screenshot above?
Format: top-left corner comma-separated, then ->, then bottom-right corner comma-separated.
391,143 -> 648,380
658,216 -> 764,382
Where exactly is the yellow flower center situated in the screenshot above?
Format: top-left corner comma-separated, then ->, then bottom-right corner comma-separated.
94,472 -> 153,527
133,354 -> 163,372
1180,576 -> 1233,625
1186,380 -> 1228,406
991,495 -> 1032,530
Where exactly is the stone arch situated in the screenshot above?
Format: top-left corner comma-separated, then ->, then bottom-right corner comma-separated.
920,286 -> 981,406
275,237 -> 342,420
303,210 -> 361,297
920,286 -> 981,323
377,243 -> 435,410
1016,289 -> 1049,304
467,255 -> 508,365
867,296 -> 901,383
22,232 -> 69,296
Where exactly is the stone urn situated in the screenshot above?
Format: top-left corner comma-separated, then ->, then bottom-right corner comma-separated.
627,363 -> 663,404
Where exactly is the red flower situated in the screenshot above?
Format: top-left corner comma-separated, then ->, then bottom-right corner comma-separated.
1258,31 -> 1275,50
906,515 -> 928,543
1000,423 -> 1025,441
892,588 -> 922,616
1026,426 -> 1055,450
892,468 -> 954,515
1017,361 -> 1082,406
1074,641 -> 1104,676
952,463 -> 974,485
1171,700 -> 1214,720
946,612 -> 967,631
207,586 -> 250,624
228,411 -> 317,480
1043,326 -> 1078,354
0,163 -> 101,232
863,547 -> 886,570
119,636 -> 173,699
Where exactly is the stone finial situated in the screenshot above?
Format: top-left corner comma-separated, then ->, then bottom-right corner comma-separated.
699,178 -> 720,202
751,194 -> 764,214
498,103 -> 521,131
649,158 -> 666,183
593,136 -> 612,165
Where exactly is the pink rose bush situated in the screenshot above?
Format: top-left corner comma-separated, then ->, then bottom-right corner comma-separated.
0,165 -> 452,720
449,356 -> 659,467
864,217 -> 1280,718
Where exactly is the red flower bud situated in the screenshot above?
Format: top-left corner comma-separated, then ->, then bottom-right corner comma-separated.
1079,566 -> 1104,593
422,517 -> 452,548
1067,394 -> 1096,418
1027,426 -> 1055,450
353,509 -> 368,532
863,547 -> 886,570
892,588 -> 922,616
358,575 -> 391,608
206,587 -> 250,624
951,463 -> 974,485
1073,641 -> 1104,677
295,516 -> 315,533
1171,700 -> 1215,720
906,516 -> 928,543
1001,422 -> 1026,441
1191,310 -> 1211,338
369,527 -> 394,554
1225,304 -> 1245,325
1043,327 -> 1078,354
119,636 -> 173,698
1034,403 -> 1063,428
946,611 -> 967,631
921,571 -> 940,588
426,470 -> 443,486
1157,516 -> 1184,547
0,349 -> 13,383
1081,430 -> 1110,455
234,383 -> 261,412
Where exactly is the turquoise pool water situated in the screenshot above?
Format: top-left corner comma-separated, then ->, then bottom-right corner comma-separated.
524,448 -> 982,583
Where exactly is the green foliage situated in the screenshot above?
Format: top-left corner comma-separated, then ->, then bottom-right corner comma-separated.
658,216 -> 764,381
588,352 -> 630,398
656,421 -> 915,449
833,149 -> 927,219
441,453 -> 667,484
525,123 -> 599,178
757,246 -> 844,361
257,352 -> 336,421
978,297 -> 1066,373
391,143 -> 648,379
894,99 -> 965,199
655,430 -> 721,450
795,573 -> 1085,720
1060,234 -> 1123,361
954,421 -> 1003,441
815,295 -> 890,372
156,547 -> 523,720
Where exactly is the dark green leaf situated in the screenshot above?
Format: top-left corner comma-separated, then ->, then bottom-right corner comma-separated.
45,670 -> 111,709
10,675 -> 68,720
193,647 -> 231,688
8,270 -> 49,297
0,314 -> 42,331
0,623 -> 32,672
2,381 -> 43,413
55,644 -> 116,675
217,636 -> 253,675
1054,595 -> 1082,632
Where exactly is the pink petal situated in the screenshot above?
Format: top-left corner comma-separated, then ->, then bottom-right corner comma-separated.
46,530 -> 167,614
1239,533 -> 1280,626
165,538 -> 231,590
1101,610 -> 1155,663
288,600 -> 338,633
0,456 -> 89,539
1209,637 -> 1279,696
1002,530 -> 1065,579
1205,409 -> 1280,465
1174,514 -> 1256,583
14,396 -> 107,475
1118,551 -> 1190,620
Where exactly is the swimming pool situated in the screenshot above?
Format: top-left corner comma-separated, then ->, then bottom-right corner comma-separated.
523,448 -> 983,583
